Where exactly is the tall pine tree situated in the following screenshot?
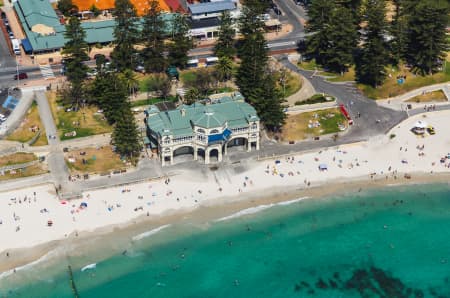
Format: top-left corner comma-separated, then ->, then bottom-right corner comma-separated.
112,107 -> 142,159
305,0 -> 335,66
323,6 -> 358,74
214,11 -> 236,59
89,72 -> 129,124
405,0 -> 449,75
167,13 -> 193,68
141,0 -> 166,73
236,0 -> 285,131
389,0 -> 408,65
111,0 -> 139,71
62,16 -> 89,109
355,0 -> 389,87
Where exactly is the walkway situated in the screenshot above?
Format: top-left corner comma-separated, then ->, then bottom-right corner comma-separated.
34,90 -> 72,192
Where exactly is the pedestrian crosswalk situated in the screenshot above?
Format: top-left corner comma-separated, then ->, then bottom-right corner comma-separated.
39,64 -> 55,79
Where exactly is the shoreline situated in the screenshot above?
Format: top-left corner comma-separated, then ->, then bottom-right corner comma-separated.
1,110 -> 450,276
0,171 -> 449,276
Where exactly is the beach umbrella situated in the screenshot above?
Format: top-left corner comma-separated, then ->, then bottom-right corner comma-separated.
80,202 -> 88,208
413,120 -> 428,129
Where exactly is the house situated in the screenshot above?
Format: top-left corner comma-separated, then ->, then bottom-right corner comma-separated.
187,0 -> 239,40
145,92 -> 260,166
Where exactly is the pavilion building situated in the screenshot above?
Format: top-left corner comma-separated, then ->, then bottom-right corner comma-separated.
145,92 -> 260,166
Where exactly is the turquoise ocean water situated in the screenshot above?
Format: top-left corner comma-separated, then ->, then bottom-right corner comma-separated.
1,184 -> 450,298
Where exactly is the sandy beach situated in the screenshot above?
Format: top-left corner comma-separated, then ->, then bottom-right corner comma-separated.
1,110 -> 450,274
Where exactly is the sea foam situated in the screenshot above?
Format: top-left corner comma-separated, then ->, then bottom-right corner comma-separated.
132,224 -> 171,241
215,197 -> 308,222
0,248 -> 60,280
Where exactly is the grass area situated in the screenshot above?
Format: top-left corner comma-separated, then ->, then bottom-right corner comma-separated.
65,146 -> 127,174
298,60 -> 355,82
0,164 -> 48,181
327,67 -> 356,82
280,108 -> 347,141
47,92 -> 112,140
131,96 -> 178,108
6,101 -> 48,146
406,90 -> 448,103
295,94 -> 335,106
0,152 -> 37,167
274,70 -> 302,98
359,61 -> 450,99
179,70 -> 198,86
297,59 -> 319,71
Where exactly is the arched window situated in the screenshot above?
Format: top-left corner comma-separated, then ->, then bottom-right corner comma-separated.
210,129 -> 219,134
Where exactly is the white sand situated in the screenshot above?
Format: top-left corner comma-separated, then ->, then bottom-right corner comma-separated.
1,110 -> 450,254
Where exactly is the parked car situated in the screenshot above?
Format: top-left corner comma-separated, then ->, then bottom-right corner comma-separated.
3,18 -> 9,26
427,126 -> 436,135
273,6 -> 282,15
9,32 -> 14,39
14,72 -> 28,80
135,64 -> 145,73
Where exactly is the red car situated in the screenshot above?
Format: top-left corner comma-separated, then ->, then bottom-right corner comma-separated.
14,72 -> 28,80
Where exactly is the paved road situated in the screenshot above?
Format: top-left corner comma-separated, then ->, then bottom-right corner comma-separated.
279,56 -> 408,138
35,90 -> 71,191
0,27 -> 15,69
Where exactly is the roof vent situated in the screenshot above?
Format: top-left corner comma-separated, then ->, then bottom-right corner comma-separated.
180,108 -> 186,117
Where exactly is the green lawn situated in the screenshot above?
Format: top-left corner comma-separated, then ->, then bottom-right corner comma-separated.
406,90 -> 448,103
179,70 -> 198,86
298,59 -> 319,71
359,62 -> 450,99
47,92 -> 112,140
130,96 -> 178,108
327,67 -> 356,82
281,108 -> 347,141
7,101 -> 48,146
0,152 -> 38,167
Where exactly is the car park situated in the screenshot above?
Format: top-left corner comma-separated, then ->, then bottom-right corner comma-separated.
14,72 -> 28,80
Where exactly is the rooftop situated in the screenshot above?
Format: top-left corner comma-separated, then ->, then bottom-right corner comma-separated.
188,0 -> 236,15
146,92 -> 259,137
14,0 -> 176,52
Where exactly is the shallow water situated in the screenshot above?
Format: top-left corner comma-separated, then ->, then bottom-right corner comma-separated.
2,184 -> 450,298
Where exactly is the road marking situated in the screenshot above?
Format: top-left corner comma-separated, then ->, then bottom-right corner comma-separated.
39,64 -> 55,80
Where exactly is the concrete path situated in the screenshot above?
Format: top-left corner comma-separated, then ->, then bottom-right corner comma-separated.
34,90 -> 71,192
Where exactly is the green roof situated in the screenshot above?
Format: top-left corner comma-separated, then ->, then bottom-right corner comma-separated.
14,0 -> 177,52
146,92 -> 259,138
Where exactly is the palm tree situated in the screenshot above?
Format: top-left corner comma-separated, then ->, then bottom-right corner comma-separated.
184,87 -> 200,105
215,56 -> 233,83
119,69 -> 139,98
